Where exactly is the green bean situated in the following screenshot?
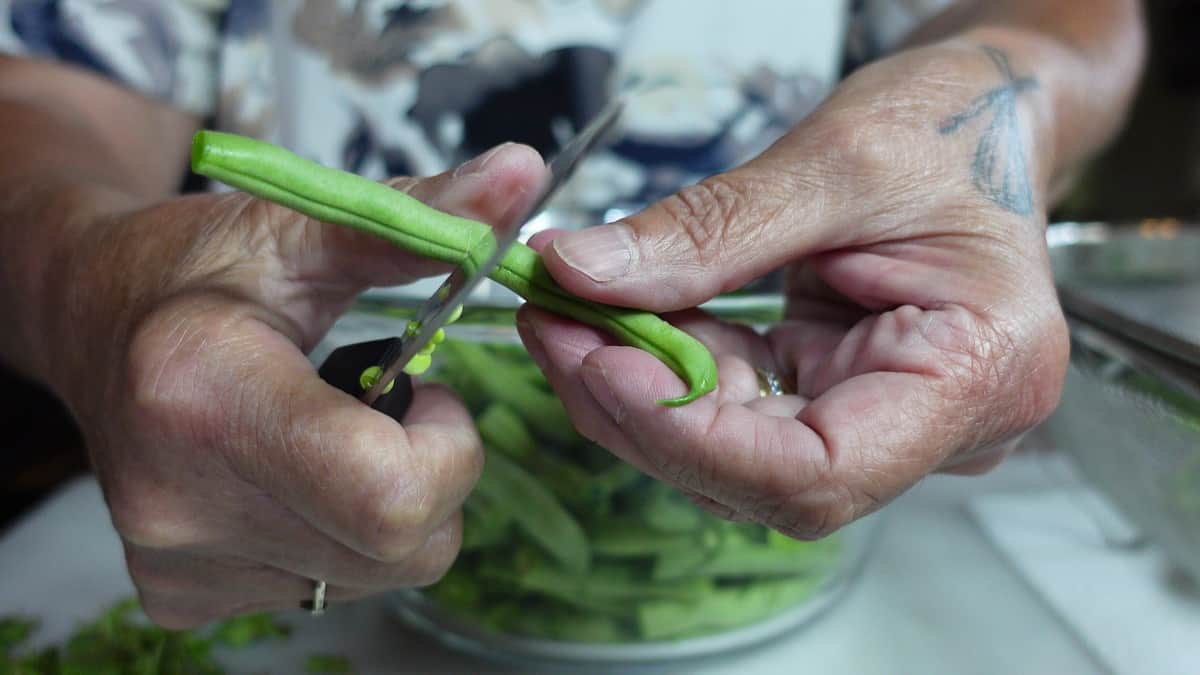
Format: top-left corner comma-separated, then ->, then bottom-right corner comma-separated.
460,493 -> 512,551
190,130 -> 717,406
476,403 -> 536,460
587,518 -> 707,558
650,546 -> 718,582
477,401 -> 619,512
425,567 -> 482,611
1172,457 -> 1200,517
306,654 -> 354,674
634,482 -> 705,533
489,244 -> 717,406
526,611 -> 626,643
483,603 -> 629,642
416,341 -> 848,644
589,460 -> 643,494
654,538 -> 840,581
636,577 -> 824,640
444,341 -> 577,445
473,451 -> 590,575
479,602 -> 524,635
480,555 -> 711,608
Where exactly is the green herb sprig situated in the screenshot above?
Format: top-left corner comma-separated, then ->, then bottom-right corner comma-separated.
1,599 -> 354,675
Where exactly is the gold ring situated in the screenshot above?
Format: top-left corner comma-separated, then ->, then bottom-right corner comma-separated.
755,368 -> 791,397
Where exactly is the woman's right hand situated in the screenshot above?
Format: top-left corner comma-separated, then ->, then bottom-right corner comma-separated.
46,142 -> 544,628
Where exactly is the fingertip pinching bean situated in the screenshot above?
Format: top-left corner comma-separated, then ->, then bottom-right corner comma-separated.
190,130 -> 717,405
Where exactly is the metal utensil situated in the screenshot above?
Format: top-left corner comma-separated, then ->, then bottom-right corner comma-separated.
317,101 -> 623,421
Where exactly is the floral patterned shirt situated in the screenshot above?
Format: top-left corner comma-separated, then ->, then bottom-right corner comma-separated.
0,0 -> 950,208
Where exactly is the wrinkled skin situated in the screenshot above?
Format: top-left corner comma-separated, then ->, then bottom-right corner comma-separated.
58,144 -> 546,627
0,0 -> 1143,628
518,41 -> 1071,539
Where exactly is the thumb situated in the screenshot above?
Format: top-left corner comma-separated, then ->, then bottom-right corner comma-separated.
541,154 -> 844,312
279,142 -> 547,293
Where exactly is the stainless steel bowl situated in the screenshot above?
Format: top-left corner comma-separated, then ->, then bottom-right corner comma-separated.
1045,220 -> 1200,582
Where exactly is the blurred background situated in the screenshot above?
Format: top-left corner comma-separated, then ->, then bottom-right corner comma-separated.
1,0 -> 1197,525
1051,0 -> 1200,222
1,2 -> 1198,672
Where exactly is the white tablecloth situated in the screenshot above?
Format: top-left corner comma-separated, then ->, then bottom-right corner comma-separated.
0,453 -> 1114,674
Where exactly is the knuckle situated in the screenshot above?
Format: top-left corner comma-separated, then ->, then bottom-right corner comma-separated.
405,545 -> 459,588
125,303 -> 226,446
419,419 -> 485,487
356,521 -> 460,589
924,306 -> 1008,400
109,490 -> 197,550
404,519 -> 462,587
658,176 -> 749,267
353,462 -> 433,563
284,410 -> 446,563
914,305 -> 1031,444
762,474 -> 858,541
940,301 -> 1070,438
809,112 -> 901,183
772,499 -> 855,541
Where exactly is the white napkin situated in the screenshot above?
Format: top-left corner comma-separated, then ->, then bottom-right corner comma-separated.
969,489 -> 1200,675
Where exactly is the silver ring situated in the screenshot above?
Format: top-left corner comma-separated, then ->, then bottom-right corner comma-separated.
309,580 -> 327,616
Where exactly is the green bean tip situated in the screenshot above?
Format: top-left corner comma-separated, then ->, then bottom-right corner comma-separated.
190,130 -> 213,173
656,376 -> 717,407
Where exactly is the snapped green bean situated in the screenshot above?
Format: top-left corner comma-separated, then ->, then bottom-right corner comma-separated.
190,130 -> 717,406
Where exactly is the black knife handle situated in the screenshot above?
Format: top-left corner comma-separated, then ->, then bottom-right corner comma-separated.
317,338 -> 415,423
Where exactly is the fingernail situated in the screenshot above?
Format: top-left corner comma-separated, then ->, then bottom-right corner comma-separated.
551,224 -> 635,283
453,142 -> 512,178
582,363 -> 623,423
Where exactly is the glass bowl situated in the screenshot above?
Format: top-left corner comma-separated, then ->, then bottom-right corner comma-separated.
312,293 -> 878,667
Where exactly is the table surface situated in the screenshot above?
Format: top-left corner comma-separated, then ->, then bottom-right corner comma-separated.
0,451 -> 1107,674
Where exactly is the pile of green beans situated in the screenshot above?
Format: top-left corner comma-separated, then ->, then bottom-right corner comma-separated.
190,131 -> 717,406
424,335 -> 843,643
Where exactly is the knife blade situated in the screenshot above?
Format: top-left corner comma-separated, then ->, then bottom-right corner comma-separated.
317,101 -> 624,421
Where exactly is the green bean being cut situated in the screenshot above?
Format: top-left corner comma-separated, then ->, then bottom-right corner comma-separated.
421,338 -> 846,643
189,130 -> 716,406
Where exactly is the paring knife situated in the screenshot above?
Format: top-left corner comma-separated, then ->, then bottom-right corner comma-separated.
317,101 -> 623,421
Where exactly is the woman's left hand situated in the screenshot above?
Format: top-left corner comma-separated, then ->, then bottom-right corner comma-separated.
518,39 -> 1072,538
